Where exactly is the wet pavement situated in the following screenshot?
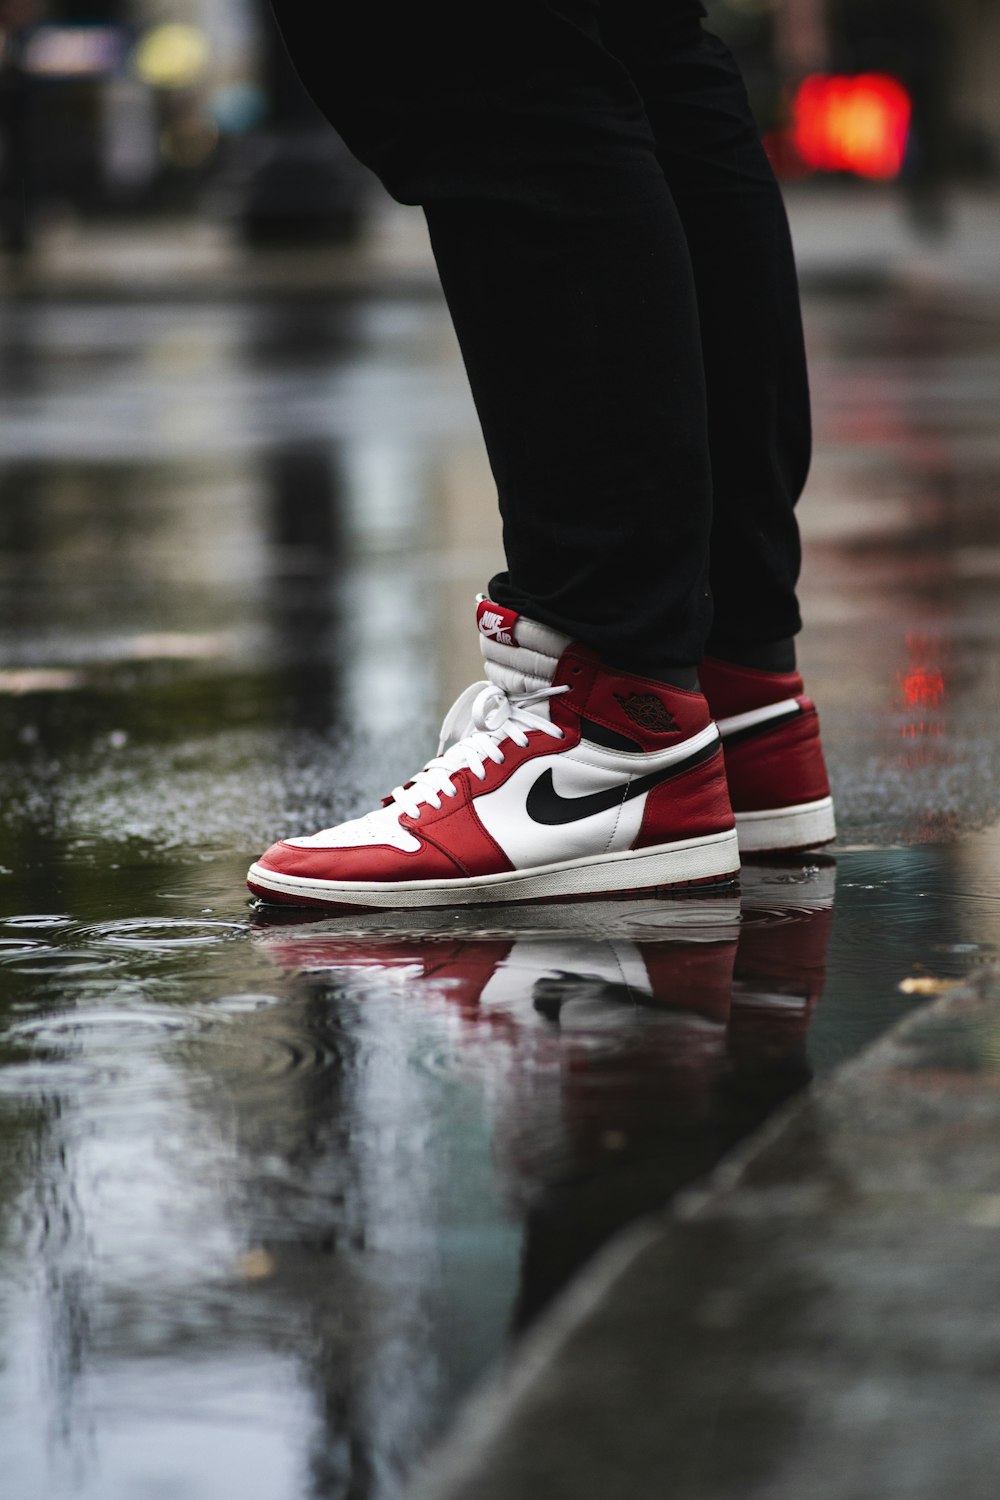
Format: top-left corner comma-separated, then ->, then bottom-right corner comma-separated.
3,199 -> 1000,1499
410,966 -> 1000,1500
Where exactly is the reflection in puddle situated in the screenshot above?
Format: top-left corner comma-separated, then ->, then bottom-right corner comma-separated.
249,865 -> 834,1334
0,859 -> 842,1499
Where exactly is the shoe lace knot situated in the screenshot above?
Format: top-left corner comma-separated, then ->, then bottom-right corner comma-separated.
386,680 -> 570,821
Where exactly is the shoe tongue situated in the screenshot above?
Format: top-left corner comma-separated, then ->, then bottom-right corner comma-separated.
476,600 -> 520,649
475,598 -> 571,699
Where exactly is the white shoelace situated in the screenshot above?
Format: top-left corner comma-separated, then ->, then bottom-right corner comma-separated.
386,680 -> 570,821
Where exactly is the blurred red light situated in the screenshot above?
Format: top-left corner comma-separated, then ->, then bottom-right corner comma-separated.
790,73 -> 912,180
900,668 -> 945,709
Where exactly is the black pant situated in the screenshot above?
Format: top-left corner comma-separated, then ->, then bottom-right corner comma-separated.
272,0 -> 810,674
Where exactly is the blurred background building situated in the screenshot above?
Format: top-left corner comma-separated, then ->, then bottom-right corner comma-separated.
0,0 -> 996,256
0,0 -> 374,252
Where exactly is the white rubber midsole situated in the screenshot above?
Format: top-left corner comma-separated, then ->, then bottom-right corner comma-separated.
735,796 -> 836,853
247,827 -> 740,909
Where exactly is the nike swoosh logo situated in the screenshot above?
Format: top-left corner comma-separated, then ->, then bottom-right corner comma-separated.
525,740 -> 721,826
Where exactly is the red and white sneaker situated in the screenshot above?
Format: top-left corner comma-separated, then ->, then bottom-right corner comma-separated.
247,599 -> 740,911
698,656 -> 836,854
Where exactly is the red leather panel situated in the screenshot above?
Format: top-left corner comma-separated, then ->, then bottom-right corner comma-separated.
634,748 -> 735,848
700,657 -> 805,718
553,647 -> 713,746
724,707 -> 831,812
257,837 -> 465,883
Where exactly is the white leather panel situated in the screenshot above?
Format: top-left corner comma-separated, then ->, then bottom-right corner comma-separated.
472,730 -> 715,869
717,698 -> 800,735
286,806 -> 420,853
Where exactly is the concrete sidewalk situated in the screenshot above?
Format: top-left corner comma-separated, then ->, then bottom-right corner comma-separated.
407,968 -> 1000,1500
1,186 -> 997,301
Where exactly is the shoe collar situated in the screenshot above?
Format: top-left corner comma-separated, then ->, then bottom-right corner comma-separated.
476,597 -> 571,710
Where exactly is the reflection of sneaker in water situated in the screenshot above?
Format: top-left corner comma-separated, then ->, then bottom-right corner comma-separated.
512,861 -> 836,1328
529,929 -> 735,1033
728,857 -> 836,1078
248,599 -> 739,911
699,657 -> 835,853
254,876 -> 832,1218
252,895 -> 741,1033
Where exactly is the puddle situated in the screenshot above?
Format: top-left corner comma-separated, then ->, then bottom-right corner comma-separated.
1,836 -> 996,1499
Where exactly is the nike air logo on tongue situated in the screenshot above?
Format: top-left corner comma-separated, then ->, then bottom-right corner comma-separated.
477,600 -> 519,646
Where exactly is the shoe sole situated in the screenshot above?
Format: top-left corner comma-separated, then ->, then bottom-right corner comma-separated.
735,796 -> 836,854
247,827 -> 740,912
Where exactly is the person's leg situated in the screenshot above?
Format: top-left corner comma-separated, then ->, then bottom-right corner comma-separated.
602,0 -> 810,669
250,0 -> 743,908
597,1 -> 834,853
270,0 -> 713,679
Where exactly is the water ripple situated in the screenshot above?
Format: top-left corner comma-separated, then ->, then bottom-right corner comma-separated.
0,1059 -> 113,1097
2,947 -> 127,975
0,913 -> 76,930
7,1006 -> 200,1043
188,1023 -> 342,1079
80,918 -> 247,951
0,937 -> 47,956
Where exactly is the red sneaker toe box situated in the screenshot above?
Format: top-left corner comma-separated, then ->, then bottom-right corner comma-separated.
252,835 -> 464,885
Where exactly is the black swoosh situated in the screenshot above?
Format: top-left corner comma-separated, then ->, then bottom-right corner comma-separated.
579,717 -> 642,752
525,739 -> 721,826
